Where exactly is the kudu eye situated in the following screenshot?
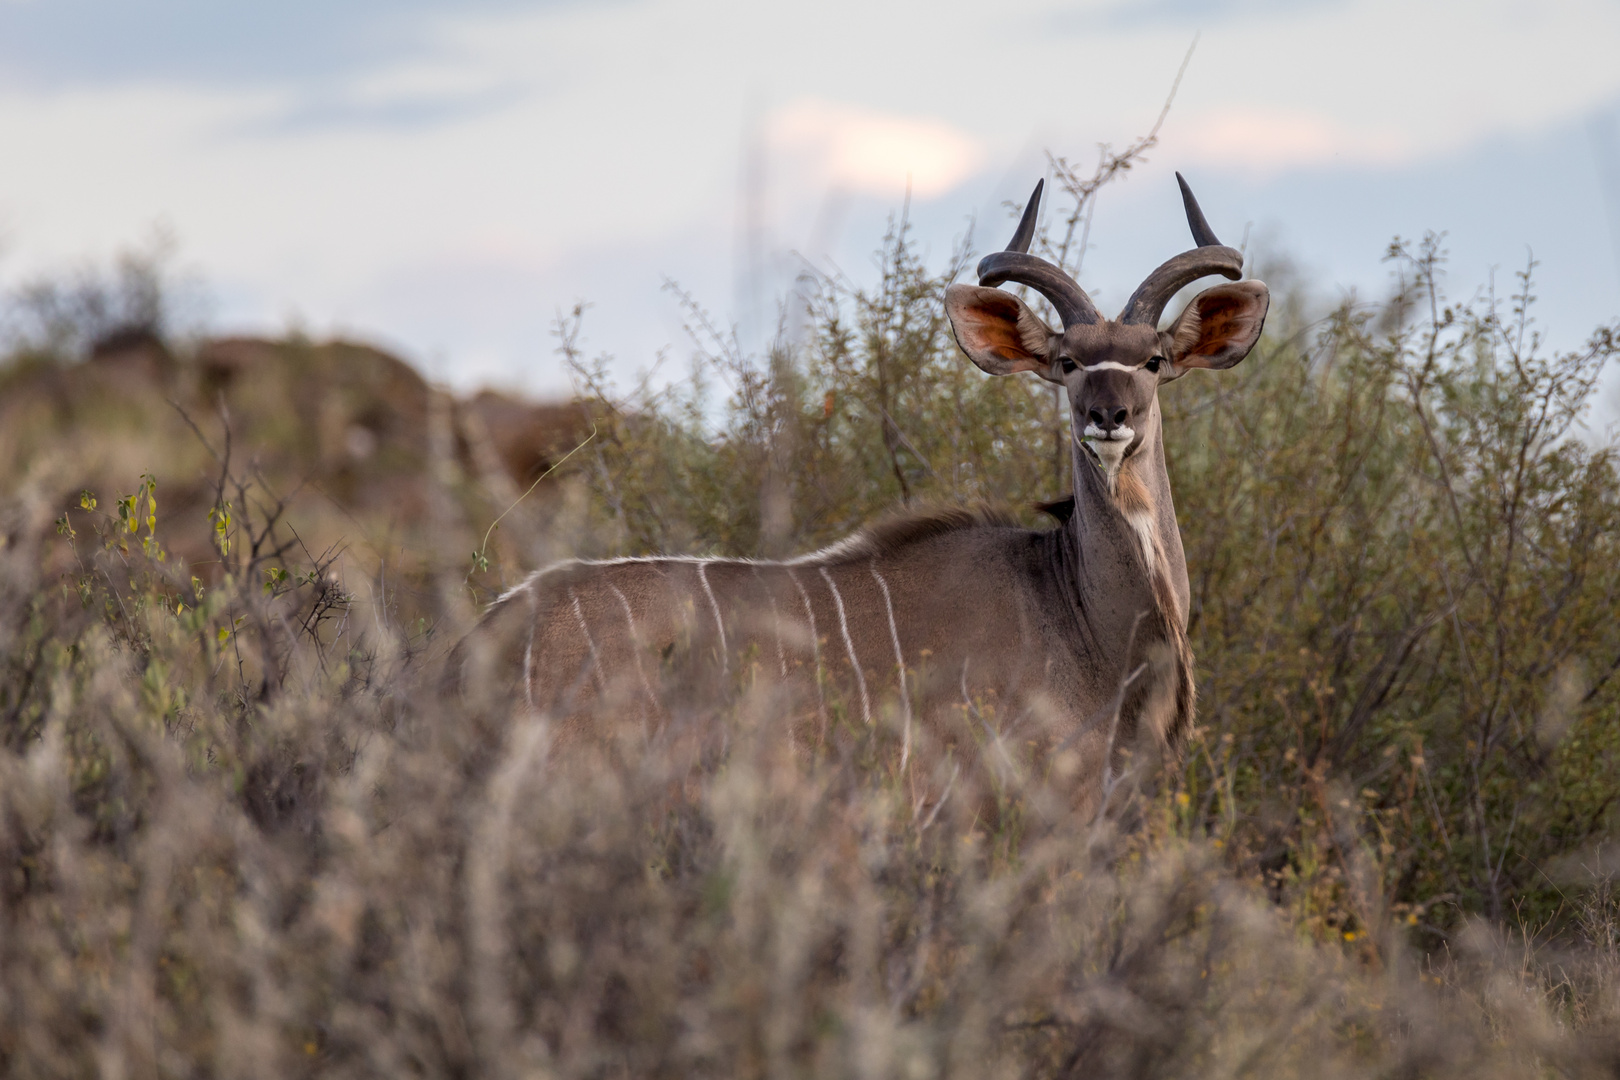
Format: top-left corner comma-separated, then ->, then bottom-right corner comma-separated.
1059,357 -> 1077,375
1146,356 -> 1163,374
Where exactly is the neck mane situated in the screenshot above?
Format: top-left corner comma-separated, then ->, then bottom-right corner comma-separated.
1065,401 -> 1195,753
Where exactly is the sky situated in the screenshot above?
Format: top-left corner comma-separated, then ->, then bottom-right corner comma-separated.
1,0 -> 1618,411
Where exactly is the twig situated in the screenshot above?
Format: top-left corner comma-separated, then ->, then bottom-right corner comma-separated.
468,422 -> 599,585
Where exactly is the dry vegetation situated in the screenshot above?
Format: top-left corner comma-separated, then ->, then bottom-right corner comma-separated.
3,173 -> 1620,1076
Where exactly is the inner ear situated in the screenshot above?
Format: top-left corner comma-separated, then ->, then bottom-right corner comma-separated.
944,284 -> 1060,380
1167,280 -> 1270,372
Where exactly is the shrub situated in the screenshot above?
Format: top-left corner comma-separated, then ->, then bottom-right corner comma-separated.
566,223 -> 1620,940
3,161 -> 1620,1074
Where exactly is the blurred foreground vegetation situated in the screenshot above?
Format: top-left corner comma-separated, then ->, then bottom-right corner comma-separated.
3,191 -> 1620,1074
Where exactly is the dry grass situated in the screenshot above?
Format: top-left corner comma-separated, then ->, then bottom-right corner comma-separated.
5,173 -> 1620,1075
5,543 -> 1620,1077
1,411 -> 1618,1078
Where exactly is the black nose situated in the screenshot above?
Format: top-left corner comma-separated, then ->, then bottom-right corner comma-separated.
1087,407 -> 1130,432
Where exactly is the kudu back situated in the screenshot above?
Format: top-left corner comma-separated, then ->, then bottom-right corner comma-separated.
451,174 -> 1268,812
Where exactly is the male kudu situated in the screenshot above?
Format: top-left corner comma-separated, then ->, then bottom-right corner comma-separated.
453,174 -> 1268,806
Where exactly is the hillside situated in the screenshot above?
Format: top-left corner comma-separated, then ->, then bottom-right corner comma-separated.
0,329 -> 593,623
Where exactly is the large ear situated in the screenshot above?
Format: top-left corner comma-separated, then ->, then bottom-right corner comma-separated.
944,283 -> 1060,380
1165,280 -> 1269,374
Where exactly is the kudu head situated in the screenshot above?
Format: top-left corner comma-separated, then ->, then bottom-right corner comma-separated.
945,174 -> 1269,484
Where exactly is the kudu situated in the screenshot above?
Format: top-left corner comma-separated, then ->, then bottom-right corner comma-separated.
453,174 -> 1268,807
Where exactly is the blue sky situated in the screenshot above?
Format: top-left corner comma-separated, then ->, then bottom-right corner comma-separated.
0,0 -> 1617,416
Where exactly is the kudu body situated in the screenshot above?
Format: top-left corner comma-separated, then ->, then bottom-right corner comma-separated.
454,175 -> 1268,803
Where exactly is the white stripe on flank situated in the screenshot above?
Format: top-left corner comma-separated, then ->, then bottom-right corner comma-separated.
569,588 -> 603,692
523,612 -> 536,708
752,566 -> 788,678
696,561 -> 728,677
607,582 -> 657,706
820,567 -> 871,724
786,568 -> 827,727
871,562 -> 912,768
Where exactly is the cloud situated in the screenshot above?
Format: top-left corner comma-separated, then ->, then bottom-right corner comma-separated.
1169,107 -> 1413,172
1089,0 -> 1345,28
767,100 -> 984,200
231,84 -> 528,136
0,0 -> 602,90
1042,0 -> 1346,35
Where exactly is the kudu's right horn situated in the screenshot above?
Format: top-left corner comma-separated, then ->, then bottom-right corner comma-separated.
1117,172 -> 1244,327
975,178 -> 1102,327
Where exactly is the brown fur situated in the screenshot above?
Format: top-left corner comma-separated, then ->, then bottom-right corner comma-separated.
809,504 -> 1016,565
1113,455 -> 1196,755
1113,464 -> 1154,518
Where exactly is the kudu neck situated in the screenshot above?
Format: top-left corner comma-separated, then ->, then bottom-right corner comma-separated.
1065,400 -> 1191,628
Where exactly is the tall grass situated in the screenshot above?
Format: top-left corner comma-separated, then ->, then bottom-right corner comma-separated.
2,188 -> 1620,1074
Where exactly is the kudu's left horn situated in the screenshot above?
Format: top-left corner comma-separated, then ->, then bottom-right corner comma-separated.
1117,172 -> 1244,327
975,178 -> 1101,327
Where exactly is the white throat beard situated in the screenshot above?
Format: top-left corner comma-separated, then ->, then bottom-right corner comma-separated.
1082,423 -> 1135,493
